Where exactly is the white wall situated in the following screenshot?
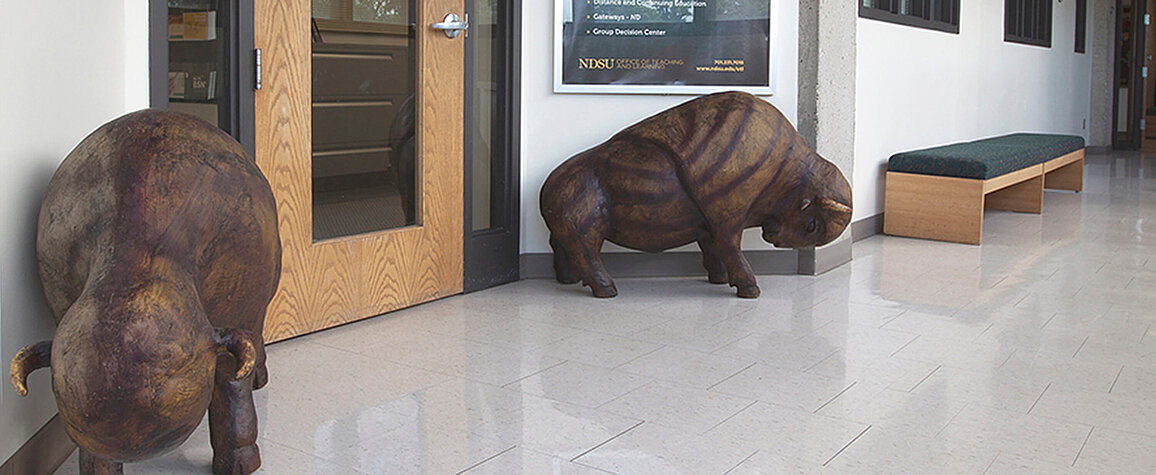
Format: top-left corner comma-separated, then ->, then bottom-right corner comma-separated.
520,1 -> 800,253
854,1 -> 1094,221
0,0 -> 149,462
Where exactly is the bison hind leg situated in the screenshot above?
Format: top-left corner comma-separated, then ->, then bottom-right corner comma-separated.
209,354 -> 261,474
550,236 -> 580,284
79,450 -> 123,475
698,240 -> 729,284
251,337 -> 268,390
550,230 -> 616,298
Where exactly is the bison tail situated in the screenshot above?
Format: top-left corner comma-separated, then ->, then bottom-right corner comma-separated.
9,340 -> 52,397
214,328 -> 258,381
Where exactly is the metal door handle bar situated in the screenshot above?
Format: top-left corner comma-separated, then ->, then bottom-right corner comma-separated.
430,13 -> 469,38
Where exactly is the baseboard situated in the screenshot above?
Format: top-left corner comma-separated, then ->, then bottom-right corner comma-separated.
852,213 -> 884,242
520,249 -> 800,279
798,235 -> 853,275
1085,145 -> 1110,155
1,414 -> 75,475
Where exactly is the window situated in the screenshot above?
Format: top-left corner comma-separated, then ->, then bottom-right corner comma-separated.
1076,0 -> 1087,53
859,0 -> 960,34
1005,0 -> 1052,47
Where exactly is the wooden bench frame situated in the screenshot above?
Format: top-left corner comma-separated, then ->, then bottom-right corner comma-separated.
883,149 -> 1084,245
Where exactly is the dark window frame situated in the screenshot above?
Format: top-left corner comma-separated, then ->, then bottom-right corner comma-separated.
149,1 -> 255,158
1005,0 -> 1053,48
859,0 -> 961,34
1076,0 -> 1087,53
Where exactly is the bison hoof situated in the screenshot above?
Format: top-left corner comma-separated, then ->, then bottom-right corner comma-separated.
252,365 -> 268,390
736,285 -> 761,299
591,285 -> 618,298
708,273 -> 729,284
556,274 -> 580,285
213,444 -> 261,475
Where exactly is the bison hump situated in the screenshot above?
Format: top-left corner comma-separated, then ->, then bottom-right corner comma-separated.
611,92 -> 809,228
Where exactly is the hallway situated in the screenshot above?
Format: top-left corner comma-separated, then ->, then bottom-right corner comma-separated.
60,151 -> 1156,472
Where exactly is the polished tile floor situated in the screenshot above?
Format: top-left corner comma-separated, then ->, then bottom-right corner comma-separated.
60,151 -> 1156,473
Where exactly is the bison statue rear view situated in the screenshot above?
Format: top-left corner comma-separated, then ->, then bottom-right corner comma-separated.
9,109 -> 281,474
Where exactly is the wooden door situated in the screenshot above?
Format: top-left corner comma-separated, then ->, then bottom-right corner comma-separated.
255,0 -> 464,342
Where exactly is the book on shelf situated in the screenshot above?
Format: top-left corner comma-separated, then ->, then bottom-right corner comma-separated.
183,11 -> 217,40
168,71 -> 188,99
170,63 -> 217,101
168,13 -> 184,40
170,11 -> 217,41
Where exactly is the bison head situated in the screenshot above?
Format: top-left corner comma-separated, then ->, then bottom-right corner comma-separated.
761,155 -> 852,249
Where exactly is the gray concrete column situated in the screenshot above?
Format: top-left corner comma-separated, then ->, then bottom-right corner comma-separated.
797,0 -> 857,275
1089,0 -> 1116,149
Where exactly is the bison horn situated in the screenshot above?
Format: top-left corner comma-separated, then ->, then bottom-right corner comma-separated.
821,198 -> 852,214
214,328 -> 257,381
9,340 -> 52,397
800,199 -> 812,211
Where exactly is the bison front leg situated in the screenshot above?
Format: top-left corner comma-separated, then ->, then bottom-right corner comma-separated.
710,235 -> 760,298
209,330 -> 262,474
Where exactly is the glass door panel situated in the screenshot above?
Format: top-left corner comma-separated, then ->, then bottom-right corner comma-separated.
311,0 -> 416,240
1116,0 -> 1145,150
168,0 -> 230,130
468,0 -> 506,232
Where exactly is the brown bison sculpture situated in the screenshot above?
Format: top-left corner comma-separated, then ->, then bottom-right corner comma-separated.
540,91 -> 852,298
8,110 -> 281,474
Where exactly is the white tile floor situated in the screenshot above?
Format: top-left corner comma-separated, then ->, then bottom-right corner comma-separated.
58,151 -> 1156,473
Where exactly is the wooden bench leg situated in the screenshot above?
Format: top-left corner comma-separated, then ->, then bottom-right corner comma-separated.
1045,157 -> 1084,192
986,174 -> 1044,214
884,172 -> 984,245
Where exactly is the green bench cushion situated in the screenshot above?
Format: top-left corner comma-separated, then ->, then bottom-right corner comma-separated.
887,133 -> 1085,180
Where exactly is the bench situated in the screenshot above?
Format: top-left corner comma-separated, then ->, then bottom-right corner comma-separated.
883,133 -> 1086,245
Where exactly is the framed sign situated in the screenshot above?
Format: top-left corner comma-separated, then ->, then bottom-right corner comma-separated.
554,0 -> 775,94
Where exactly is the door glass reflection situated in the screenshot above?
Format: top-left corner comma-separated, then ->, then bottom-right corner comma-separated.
469,0 -> 507,232
312,0 -> 416,241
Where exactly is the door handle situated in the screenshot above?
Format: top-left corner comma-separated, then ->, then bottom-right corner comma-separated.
430,13 -> 469,39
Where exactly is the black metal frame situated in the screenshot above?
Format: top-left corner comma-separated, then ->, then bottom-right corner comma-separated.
1113,0 -> 1146,151
1004,0 -> 1052,48
149,0 -> 255,158
463,1 -> 521,292
858,0 -> 960,34
1075,0 -> 1087,54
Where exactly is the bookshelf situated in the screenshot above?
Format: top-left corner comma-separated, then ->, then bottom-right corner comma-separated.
167,1 -> 225,127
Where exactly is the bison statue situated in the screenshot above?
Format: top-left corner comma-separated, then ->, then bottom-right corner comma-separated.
8,109 -> 281,474
540,91 -> 852,298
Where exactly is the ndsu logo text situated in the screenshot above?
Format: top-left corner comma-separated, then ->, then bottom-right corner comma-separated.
577,58 -> 615,70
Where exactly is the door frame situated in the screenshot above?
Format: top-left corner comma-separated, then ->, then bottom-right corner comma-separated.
463,0 -> 521,293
